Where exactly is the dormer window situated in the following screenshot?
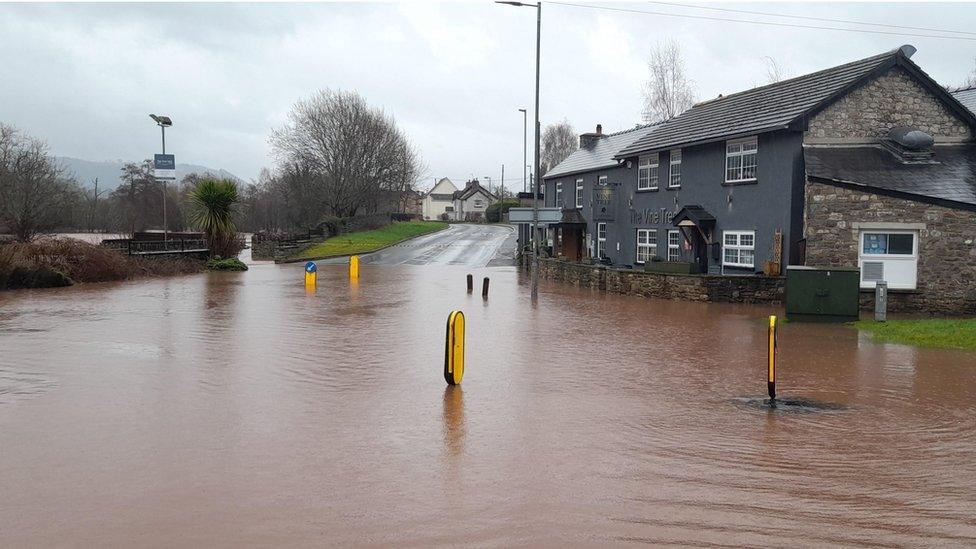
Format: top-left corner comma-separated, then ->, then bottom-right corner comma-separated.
725,137 -> 757,183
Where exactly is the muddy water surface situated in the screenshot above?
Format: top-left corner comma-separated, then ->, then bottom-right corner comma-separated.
1,264 -> 975,546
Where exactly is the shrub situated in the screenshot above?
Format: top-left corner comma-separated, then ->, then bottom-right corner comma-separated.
208,231 -> 246,259
486,199 -> 521,223
206,257 -> 249,271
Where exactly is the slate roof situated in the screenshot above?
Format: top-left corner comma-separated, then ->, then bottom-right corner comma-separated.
952,86 -> 976,115
543,124 -> 659,180
453,182 -> 496,201
617,46 -> 951,158
804,144 -> 976,209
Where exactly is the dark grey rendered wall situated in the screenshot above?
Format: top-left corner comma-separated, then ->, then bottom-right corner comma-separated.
544,129 -> 806,272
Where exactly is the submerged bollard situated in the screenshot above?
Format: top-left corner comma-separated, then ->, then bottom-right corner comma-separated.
349,255 -> 359,279
466,274 -> 473,294
304,261 -> 317,288
768,315 -> 777,404
444,311 -> 465,385
482,277 -> 490,299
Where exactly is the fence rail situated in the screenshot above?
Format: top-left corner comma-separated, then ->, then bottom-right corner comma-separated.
102,238 -> 209,255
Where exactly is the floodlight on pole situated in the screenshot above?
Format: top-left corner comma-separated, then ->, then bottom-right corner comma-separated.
149,114 -> 173,241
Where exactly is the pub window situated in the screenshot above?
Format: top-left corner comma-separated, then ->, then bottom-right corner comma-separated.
723,230 -> 755,268
636,229 -> 657,264
597,222 -> 607,259
555,182 -> 562,208
575,178 -> 584,208
725,137 -> 758,183
668,149 -> 681,189
859,231 -> 917,290
667,229 -> 682,261
638,154 -> 659,191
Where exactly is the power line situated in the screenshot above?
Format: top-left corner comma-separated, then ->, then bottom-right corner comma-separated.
643,0 -> 976,37
548,1 -> 976,42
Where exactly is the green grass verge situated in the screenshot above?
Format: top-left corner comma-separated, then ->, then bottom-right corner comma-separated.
293,221 -> 448,260
854,318 -> 976,350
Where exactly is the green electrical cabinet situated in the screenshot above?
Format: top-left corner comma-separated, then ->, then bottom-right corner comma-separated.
785,266 -> 860,322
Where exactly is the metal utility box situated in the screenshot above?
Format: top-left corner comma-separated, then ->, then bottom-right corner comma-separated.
785,266 -> 860,322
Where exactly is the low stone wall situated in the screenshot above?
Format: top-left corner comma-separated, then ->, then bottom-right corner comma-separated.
534,257 -> 785,304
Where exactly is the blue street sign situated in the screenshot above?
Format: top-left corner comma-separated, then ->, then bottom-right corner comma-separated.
305,261 -> 317,273
153,154 -> 175,170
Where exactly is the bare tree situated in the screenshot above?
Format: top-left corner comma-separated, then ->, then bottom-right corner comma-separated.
270,89 -> 422,222
764,56 -> 791,84
641,39 -> 697,123
0,123 -> 79,241
964,58 -> 976,88
541,120 -> 577,173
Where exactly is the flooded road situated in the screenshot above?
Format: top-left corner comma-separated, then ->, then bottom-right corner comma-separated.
1,263 -> 975,546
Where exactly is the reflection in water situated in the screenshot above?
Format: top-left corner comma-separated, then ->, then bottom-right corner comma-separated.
0,264 -> 974,546
442,385 -> 465,457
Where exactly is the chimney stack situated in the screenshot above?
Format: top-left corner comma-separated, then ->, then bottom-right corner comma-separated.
579,123 -> 607,149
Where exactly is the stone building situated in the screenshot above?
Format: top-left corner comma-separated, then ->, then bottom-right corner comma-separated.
541,45 -> 976,312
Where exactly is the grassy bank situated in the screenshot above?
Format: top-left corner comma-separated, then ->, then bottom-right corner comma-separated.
854,318 -> 976,350
293,221 -> 447,260
0,238 -> 204,290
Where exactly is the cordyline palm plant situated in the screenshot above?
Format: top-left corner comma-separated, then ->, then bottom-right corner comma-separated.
187,178 -> 242,257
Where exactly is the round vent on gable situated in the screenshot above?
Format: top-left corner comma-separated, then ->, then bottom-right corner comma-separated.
888,126 -> 934,150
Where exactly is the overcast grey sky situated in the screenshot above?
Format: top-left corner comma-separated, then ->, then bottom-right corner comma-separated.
1,2 -> 974,190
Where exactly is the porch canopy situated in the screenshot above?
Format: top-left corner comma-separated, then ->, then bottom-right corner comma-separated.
672,205 -> 716,232
552,208 -> 588,228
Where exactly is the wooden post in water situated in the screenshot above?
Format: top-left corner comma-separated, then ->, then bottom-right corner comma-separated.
875,281 -> 887,322
466,274 -> 473,293
767,315 -> 777,404
482,277 -> 490,299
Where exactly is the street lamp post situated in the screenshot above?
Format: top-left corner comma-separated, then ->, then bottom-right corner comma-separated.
149,114 -> 173,242
498,0 -> 541,302
518,108 -> 527,193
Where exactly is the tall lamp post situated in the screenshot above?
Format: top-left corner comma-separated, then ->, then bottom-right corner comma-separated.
498,0 -> 541,302
149,114 -> 173,242
518,108 -> 527,193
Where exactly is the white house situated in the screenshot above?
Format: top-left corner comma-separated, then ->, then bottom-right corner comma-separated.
422,178 -> 459,220
451,180 -> 497,222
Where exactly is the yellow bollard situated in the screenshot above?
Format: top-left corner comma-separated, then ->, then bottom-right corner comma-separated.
768,315 -> 777,402
444,311 -> 465,385
349,255 -> 359,279
304,261 -> 317,288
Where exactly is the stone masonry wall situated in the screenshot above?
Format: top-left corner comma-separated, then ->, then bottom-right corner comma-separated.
534,257 -> 784,304
806,66 -> 972,142
805,180 -> 976,314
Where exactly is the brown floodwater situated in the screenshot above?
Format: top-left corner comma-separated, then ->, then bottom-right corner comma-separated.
1,264 -> 975,546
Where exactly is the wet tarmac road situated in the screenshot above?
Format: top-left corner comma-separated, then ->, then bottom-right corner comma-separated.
1,264 -> 975,546
320,223 -> 517,267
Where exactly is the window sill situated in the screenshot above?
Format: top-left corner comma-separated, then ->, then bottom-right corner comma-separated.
635,188 -> 659,193
859,287 -> 920,294
666,185 -> 681,190
722,179 -> 758,187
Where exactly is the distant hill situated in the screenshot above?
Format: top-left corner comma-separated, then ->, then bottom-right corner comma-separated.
57,157 -> 243,190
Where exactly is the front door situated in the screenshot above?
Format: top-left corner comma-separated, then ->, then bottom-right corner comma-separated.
687,228 -> 709,274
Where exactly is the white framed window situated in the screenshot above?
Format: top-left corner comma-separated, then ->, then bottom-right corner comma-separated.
725,137 -> 758,183
667,230 -> 682,261
554,182 -> 562,208
474,199 -> 484,208
598,175 -> 608,186
636,229 -> 657,264
638,154 -> 659,191
668,149 -> 681,189
859,231 -> 918,290
575,178 -> 583,208
596,222 -> 607,259
723,230 -> 755,268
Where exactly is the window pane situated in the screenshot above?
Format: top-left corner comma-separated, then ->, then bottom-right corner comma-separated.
742,140 -> 758,152
740,233 -> 754,247
741,152 -> 757,179
862,233 -> 887,254
740,249 -> 755,266
727,143 -> 741,154
888,233 -> 914,255
724,249 -> 738,264
725,233 -> 737,246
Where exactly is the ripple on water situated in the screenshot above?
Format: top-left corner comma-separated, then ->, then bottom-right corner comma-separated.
0,369 -> 57,402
